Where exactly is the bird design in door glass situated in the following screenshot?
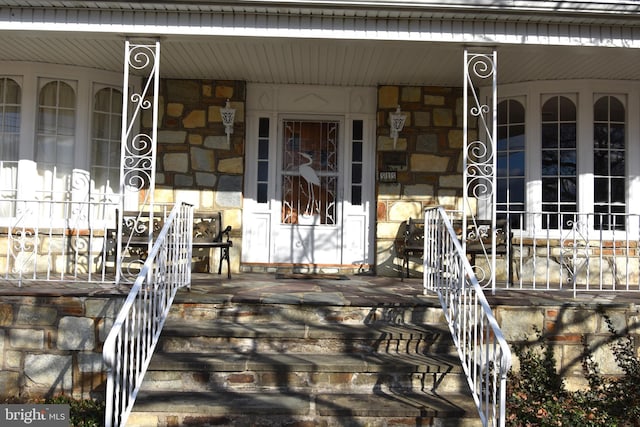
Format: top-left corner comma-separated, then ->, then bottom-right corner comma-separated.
281,120 -> 338,225
298,151 -> 321,218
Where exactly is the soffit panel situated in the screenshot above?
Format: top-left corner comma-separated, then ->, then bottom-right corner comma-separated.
0,33 -> 638,86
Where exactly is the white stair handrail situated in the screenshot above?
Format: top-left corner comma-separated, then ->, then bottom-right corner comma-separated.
424,206 -> 512,427
103,201 -> 193,427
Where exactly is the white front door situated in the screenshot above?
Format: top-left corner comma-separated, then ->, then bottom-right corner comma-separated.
242,84 -> 376,272
274,118 -> 342,264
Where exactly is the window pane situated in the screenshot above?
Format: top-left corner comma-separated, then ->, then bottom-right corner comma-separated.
93,112 -> 110,139
560,151 -> 576,175
610,124 -> 625,149
559,124 -> 576,148
39,82 -> 58,106
594,151 -> 608,175
559,96 -> 576,121
3,106 -> 20,133
542,98 -> 558,121
510,151 -> 525,175
497,152 -> 507,176
258,140 -> 268,159
352,186 -> 362,206
542,178 -> 557,202
4,79 -> 20,104
258,117 -> 269,138
559,177 -> 576,202
594,97 -> 609,121
58,109 -> 75,135
92,140 -> 110,166
352,163 -> 362,184
258,161 -> 268,181
352,141 -> 362,162
509,99 -> 525,123
610,152 -> 624,176
497,179 -> 507,203
610,97 -> 625,122
594,178 -> 608,203
38,108 -> 57,133
94,89 -> 111,111
36,135 -> 56,162
352,120 -> 363,140
593,124 -> 608,148
58,82 -> 75,108
541,124 -> 557,148
510,125 -> 525,149
58,136 -> 74,164
611,178 -> 625,202
541,150 -> 558,175
497,127 -> 508,151
510,178 -> 525,203
257,183 -> 268,204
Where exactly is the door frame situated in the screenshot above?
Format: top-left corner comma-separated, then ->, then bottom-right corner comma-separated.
242,83 -> 377,273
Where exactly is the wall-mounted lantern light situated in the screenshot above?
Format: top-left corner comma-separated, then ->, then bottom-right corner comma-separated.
389,105 -> 407,148
220,99 -> 236,144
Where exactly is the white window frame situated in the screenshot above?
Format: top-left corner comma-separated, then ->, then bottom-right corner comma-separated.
484,80 -> 640,237
0,62 -> 131,227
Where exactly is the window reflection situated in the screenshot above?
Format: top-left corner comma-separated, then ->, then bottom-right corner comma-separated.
497,99 -> 525,228
593,95 -> 626,230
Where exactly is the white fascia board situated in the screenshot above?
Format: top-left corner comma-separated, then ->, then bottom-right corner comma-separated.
19,1 -> 640,16
0,7 -> 639,48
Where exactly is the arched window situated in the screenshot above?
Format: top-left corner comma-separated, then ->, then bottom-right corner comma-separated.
0,77 -> 21,216
497,99 -> 525,228
36,80 -> 76,198
594,95 -> 626,230
91,87 -> 123,196
541,95 -> 577,229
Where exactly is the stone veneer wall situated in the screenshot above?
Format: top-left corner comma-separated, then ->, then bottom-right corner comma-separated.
0,295 -> 123,399
493,301 -> 640,391
375,85 -> 476,276
0,295 -> 637,400
141,79 -> 245,274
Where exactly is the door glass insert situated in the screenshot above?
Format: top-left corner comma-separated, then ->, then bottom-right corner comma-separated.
281,120 -> 338,225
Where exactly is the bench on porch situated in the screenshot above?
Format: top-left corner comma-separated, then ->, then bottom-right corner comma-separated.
399,217 -> 511,281
115,210 -> 233,278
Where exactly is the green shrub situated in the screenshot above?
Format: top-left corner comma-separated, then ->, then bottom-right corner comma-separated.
46,395 -> 105,427
507,320 -> 640,427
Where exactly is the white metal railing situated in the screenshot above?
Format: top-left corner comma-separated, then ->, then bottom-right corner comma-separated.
103,202 -> 193,427
423,206 -> 512,427
496,210 -> 640,296
1,196 -> 119,285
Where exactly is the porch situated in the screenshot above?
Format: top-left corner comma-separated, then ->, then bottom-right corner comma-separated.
1,272 -> 637,391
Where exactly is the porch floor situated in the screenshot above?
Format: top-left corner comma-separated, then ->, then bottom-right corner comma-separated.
1,272 -> 638,308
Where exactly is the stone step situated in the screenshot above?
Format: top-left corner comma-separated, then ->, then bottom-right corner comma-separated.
168,302 -> 445,326
129,390 -> 482,427
157,320 -> 457,355
132,300 -> 478,425
142,352 -> 468,395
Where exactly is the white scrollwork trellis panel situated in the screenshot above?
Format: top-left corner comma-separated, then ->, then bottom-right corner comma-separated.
116,40 -> 160,284
463,49 -> 498,291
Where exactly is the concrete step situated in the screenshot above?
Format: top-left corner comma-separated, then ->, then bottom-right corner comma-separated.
142,352 -> 468,395
129,390 -> 481,427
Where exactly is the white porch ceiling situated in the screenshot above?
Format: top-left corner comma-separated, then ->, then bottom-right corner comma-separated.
0,32 -> 638,87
